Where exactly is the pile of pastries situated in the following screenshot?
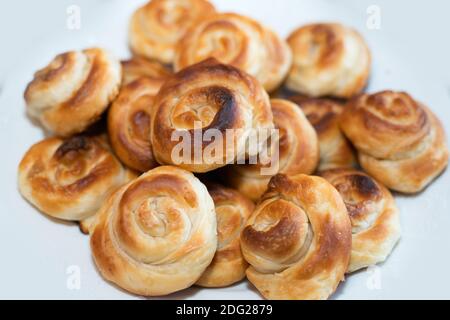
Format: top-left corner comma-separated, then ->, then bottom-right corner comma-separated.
18,0 -> 448,300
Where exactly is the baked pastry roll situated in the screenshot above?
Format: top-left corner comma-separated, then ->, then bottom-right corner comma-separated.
24,48 -> 121,137
129,0 -> 216,64
150,58 -> 273,173
289,96 -> 356,170
174,13 -> 292,92
196,183 -> 254,287
18,135 -> 135,222
225,99 -> 319,202
108,78 -> 160,172
121,56 -> 171,89
90,166 -> 217,296
320,168 -> 401,273
286,23 -> 370,98
340,91 -> 449,193
241,174 -> 351,300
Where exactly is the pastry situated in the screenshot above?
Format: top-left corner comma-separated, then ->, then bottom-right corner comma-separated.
90,166 -> 217,296
225,99 -> 318,201
129,0 -> 216,64
121,56 -> 171,89
321,168 -> 401,272
289,96 -> 356,170
340,90 -> 449,193
150,58 -> 273,173
286,23 -> 370,98
174,13 -> 292,92
24,48 -> 121,137
240,174 -> 352,300
196,183 -> 254,287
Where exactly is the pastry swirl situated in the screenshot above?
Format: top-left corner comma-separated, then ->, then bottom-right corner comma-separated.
121,56 -> 171,90
286,23 -> 370,98
196,183 -> 254,287
289,96 -> 356,170
90,166 -> 217,296
225,99 -> 318,201
129,0 -> 216,64
108,78 -> 160,172
174,13 -> 292,92
321,168 -> 401,272
241,174 -> 351,300
150,58 -> 273,173
18,135 -> 134,221
340,91 -> 449,193
24,48 -> 121,137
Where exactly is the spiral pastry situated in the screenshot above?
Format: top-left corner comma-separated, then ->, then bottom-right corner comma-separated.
320,168 -> 401,273
225,99 -> 319,202
340,91 -> 449,193
289,96 -> 356,170
150,58 -> 273,173
129,0 -> 216,64
18,135 -> 135,222
286,23 -> 370,98
121,56 -> 171,89
24,48 -> 122,137
174,13 -> 292,92
196,183 -> 254,287
108,78 -> 160,172
90,166 -> 217,296
240,174 -> 351,300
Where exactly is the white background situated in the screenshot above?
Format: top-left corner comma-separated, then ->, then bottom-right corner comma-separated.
0,0 -> 449,299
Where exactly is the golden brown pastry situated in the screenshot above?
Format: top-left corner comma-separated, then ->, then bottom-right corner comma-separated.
174,13 -> 292,92
90,166 -> 217,296
24,48 -> 122,137
320,168 -> 401,273
129,0 -> 216,64
225,99 -> 319,201
18,135 -> 135,222
150,58 -> 273,173
286,23 -> 370,98
289,96 -> 356,170
108,78 -> 160,172
196,183 -> 254,287
340,91 -> 449,193
121,56 -> 171,89
241,174 -> 351,300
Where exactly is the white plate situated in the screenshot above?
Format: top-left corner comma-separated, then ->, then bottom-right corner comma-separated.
1,0 -> 449,299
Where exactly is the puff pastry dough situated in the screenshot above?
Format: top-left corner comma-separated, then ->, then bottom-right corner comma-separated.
196,183 -> 254,287
90,166 -> 217,296
129,0 -> 216,64
174,13 -> 292,92
286,23 -> 370,98
24,48 -> 121,137
340,91 -> 449,193
321,168 -> 401,272
225,99 -> 318,201
121,56 -> 171,89
18,136 -> 134,222
150,58 -> 273,172
241,174 -> 352,300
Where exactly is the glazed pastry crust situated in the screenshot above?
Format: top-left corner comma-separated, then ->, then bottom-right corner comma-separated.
196,184 -> 254,287
108,78 -> 160,172
24,48 -> 121,137
129,0 -> 216,64
150,58 -> 273,173
174,13 -> 292,92
90,166 -> 217,296
320,168 -> 401,273
121,56 -> 171,89
18,136 -> 134,221
289,96 -> 355,170
341,91 -> 449,193
286,23 -> 370,98
241,174 -> 352,300
225,99 -> 318,201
